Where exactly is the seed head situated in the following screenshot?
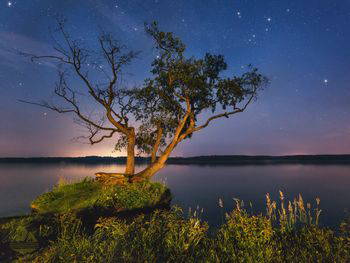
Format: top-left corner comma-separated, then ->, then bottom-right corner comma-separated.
316,197 -> 320,206
279,190 -> 284,201
218,198 -> 224,208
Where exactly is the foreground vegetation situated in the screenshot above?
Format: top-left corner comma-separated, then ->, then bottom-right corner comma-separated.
30,178 -> 170,214
1,179 -> 349,262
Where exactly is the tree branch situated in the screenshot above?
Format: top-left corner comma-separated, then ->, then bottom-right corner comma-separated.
89,129 -> 117,145
193,92 -> 255,132
106,110 -> 130,135
18,100 -> 75,114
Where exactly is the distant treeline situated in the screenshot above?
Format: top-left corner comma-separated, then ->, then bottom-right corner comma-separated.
1,155 -> 350,165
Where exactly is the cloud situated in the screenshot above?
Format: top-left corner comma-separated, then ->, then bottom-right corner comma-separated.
91,0 -> 153,50
94,2 -> 143,34
0,31 -> 56,70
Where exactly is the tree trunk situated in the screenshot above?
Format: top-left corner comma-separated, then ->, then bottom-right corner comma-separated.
133,115 -> 191,181
151,126 -> 163,163
125,128 -> 135,176
133,142 -> 175,181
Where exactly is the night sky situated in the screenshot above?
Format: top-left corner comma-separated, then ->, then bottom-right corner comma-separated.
1,0 -> 349,157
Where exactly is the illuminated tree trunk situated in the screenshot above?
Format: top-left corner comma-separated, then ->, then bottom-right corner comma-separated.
125,128 -> 135,176
133,141 -> 176,181
151,126 -> 163,163
133,113 -> 192,181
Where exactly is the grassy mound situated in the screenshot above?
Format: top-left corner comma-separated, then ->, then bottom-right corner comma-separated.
1,178 -> 171,261
31,178 -> 170,214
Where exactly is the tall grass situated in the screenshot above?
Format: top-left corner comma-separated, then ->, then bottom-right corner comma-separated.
1,180 -> 349,262
265,191 -> 322,230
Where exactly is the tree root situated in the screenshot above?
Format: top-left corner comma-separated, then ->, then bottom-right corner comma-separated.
95,172 -> 128,185
95,172 -> 147,185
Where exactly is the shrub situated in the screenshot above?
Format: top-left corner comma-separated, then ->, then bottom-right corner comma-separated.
1,183 -> 350,262
213,209 -> 274,262
30,207 -> 210,263
24,206 -> 350,262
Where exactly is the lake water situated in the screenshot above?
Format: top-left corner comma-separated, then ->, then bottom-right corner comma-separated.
0,163 -> 349,228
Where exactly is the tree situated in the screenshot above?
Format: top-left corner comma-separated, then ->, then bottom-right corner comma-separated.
20,19 -> 139,176
21,20 -> 268,183
128,22 -> 268,181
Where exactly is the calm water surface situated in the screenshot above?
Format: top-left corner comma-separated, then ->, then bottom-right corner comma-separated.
0,163 -> 349,227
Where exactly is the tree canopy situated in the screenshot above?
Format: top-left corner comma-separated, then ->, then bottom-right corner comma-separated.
21,20 -> 268,181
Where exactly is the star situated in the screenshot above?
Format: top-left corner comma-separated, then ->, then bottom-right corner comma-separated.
236,11 -> 242,18
267,17 -> 272,22
7,1 -> 12,7
324,79 -> 329,84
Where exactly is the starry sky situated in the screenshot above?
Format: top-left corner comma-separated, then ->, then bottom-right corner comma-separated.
0,0 -> 350,157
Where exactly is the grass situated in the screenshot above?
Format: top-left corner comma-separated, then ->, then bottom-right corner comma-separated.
30,177 -> 170,214
1,179 -> 350,262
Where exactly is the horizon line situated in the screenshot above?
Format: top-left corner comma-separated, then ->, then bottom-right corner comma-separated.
1,154 -> 350,159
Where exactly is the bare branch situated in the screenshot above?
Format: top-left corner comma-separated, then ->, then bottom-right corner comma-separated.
19,52 -> 72,64
18,100 -> 76,114
193,92 -> 256,132
89,129 -> 118,145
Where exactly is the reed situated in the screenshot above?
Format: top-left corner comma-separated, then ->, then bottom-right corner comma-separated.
1,184 -> 349,262
264,191 -> 322,231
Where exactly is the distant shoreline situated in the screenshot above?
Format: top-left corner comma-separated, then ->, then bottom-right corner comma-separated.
1,155 -> 350,165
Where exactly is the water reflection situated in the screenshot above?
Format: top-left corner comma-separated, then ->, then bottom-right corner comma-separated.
0,163 -> 349,227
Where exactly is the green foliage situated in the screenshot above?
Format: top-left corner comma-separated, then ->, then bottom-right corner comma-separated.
124,22 -> 268,155
2,187 -> 350,262
31,178 -> 169,214
100,180 -> 169,210
0,212 -> 82,259
21,206 -> 350,263
273,226 -> 350,262
29,208 -> 210,263
214,210 -> 275,262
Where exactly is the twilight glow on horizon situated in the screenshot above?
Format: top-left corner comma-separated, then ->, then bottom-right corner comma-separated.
0,0 -> 349,157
